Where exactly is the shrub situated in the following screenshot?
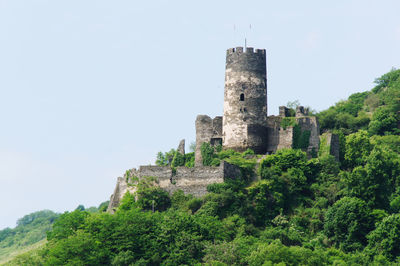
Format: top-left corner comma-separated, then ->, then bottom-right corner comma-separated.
366,214 -> 400,260
201,142 -> 215,166
324,197 -> 373,251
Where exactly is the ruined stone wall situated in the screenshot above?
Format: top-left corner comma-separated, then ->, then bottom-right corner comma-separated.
296,116 -> 320,153
195,115 -> 222,166
279,106 -> 290,117
277,127 -> 294,150
107,175 -> 137,214
319,132 -> 340,161
107,161 -> 240,212
265,116 -> 282,153
223,47 -> 268,153
265,113 -> 320,155
327,133 -> 340,161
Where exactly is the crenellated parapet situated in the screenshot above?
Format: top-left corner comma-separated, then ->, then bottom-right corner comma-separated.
226,47 -> 266,55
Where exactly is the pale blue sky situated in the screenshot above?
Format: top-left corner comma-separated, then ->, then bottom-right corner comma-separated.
1,0 -> 400,229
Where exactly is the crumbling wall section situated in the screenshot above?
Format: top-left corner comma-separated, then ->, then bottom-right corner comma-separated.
266,116 -> 282,153
107,175 -> 137,214
277,127 -> 294,150
296,116 -> 320,154
319,132 -> 340,161
107,161 -> 240,212
195,115 -> 222,166
266,114 -> 320,155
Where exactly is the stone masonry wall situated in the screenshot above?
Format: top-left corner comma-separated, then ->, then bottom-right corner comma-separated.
223,47 -> 268,153
296,116 -> 320,153
325,133 -> 340,161
265,116 -> 281,153
265,115 -> 320,154
107,161 -> 240,213
277,127 -> 294,150
195,115 -> 222,166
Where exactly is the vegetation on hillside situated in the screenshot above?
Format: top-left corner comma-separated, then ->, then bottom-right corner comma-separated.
0,202 -> 109,264
0,210 -> 59,263
5,68 -> 400,265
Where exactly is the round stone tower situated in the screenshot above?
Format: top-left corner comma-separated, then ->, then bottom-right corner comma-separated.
222,47 -> 267,153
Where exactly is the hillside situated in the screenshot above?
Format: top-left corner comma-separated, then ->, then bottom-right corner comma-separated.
0,210 -> 59,264
0,202 -> 109,264
5,69 -> 400,265
318,68 -> 400,136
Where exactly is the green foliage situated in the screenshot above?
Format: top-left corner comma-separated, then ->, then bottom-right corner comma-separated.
343,147 -> 400,209
9,69 -> 400,264
136,186 -> 171,212
368,105 -> 399,136
372,68 -> 400,93
156,149 -> 195,168
344,130 -> 373,168
184,152 -> 195,167
117,191 -> 136,211
223,155 -> 256,180
260,149 -> 308,173
318,133 -> 330,157
155,149 -> 176,166
171,150 -> 185,168
293,124 -> 311,150
216,148 -> 240,159
366,214 -> 400,260
201,142 -> 215,166
280,117 -> 296,129
247,179 -> 285,226
47,210 -> 88,241
324,197 -> 373,251
210,157 -> 221,166
247,240 -> 329,265
0,210 -> 59,263
371,135 -> 400,153
318,68 -> 400,136
98,201 -> 110,212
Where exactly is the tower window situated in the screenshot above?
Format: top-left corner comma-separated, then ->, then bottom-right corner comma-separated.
240,93 -> 244,101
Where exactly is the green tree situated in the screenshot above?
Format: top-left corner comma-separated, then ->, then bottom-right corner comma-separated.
368,106 -> 399,135
247,179 -> 285,226
47,210 -> 88,241
136,187 -> 171,212
344,130 -> 373,168
344,147 -> 400,209
324,197 -> 373,251
366,214 -> 400,260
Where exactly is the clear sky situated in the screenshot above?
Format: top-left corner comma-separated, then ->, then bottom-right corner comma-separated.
1,0 -> 400,229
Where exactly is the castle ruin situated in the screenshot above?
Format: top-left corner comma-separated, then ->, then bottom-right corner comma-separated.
107,46 -> 338,212
195,47 -> 321,165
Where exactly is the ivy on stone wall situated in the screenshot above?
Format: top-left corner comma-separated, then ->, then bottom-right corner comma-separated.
171,152 -> 185,168
201,142 -> 215,166
280,117 -> 297,130
293,124 -> 311,150
318,134 -> 330,157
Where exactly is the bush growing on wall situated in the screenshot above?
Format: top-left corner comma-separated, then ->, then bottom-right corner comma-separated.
201,142 -> 215,166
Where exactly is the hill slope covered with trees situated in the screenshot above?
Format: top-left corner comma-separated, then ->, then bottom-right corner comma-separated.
4,69 -> 400,265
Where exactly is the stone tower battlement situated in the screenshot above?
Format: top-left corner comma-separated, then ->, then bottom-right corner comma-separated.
223,46 -> 268,153
226,47 -> 266,55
